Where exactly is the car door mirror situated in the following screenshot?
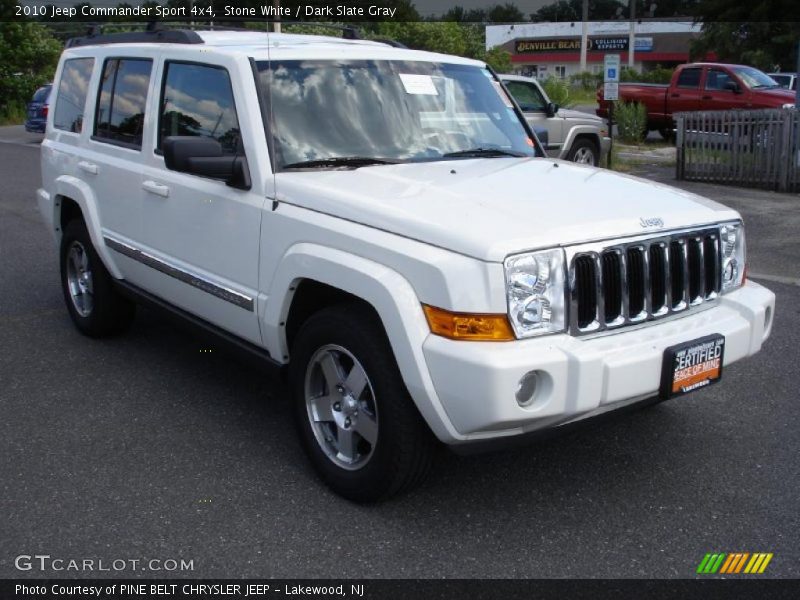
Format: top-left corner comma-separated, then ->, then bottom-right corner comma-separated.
724,81 -> 741,93
163,136 -> 251,190
546,102 -> 559,117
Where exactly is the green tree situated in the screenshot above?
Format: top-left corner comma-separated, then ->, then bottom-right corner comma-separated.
484,46 -> 512,72
374,21 -> 469,56
690,1 -> 800,71
533,0 -> 624,21
0,2 -> 63,123
442,3 -> 526,22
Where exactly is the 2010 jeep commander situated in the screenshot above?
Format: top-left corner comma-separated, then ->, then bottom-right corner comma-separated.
38,29 -> 775,501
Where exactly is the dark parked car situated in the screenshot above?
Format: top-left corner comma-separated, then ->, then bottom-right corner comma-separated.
24,84 -> 52,133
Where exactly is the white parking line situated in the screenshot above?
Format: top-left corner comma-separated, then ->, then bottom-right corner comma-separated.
749,272 -> 800,286
0,138 -> 41,148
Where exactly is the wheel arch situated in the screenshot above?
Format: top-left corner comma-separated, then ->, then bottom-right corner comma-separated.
52,176 -> 122,279
263,243 -> 460,443
560,126 -> 601,160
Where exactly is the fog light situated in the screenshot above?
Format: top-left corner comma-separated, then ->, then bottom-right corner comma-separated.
516,371 -> 540,407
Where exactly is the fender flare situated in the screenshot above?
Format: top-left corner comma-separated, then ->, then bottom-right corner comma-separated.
559,126 -> 602,160
54,175 -> 123,279
263,242 -> 462,442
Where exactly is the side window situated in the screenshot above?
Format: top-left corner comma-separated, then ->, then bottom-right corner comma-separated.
158,62 -> 241,155
705,69 -> 734,91
94,58 -> 152,149
54,58 -> 94,133
676,68 -> 701,89
504,81 -> 547,111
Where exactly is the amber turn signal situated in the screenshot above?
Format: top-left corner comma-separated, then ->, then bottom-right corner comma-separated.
422,304 -> 515,341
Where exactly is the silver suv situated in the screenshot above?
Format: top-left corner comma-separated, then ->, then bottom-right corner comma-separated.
501,74 -> 610,166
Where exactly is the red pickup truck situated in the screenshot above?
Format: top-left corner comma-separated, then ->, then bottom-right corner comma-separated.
597,63 -> 796,137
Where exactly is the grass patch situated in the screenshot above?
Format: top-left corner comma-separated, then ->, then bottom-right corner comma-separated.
0,104 -> 26,127
566,87 -> 598,107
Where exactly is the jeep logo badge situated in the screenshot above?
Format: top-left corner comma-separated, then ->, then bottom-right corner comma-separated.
640,217 -> 664,228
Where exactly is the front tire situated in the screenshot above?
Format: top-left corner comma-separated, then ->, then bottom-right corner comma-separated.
566,138 -> 599,165
289,304 -> 435,502
60,219 -> 134,337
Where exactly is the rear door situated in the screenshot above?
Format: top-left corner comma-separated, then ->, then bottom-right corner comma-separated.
668,66 -> 704,114
85,54 -> 156,277
135,55 -> 266,345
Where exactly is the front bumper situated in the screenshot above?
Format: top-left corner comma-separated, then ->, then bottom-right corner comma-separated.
422,280 -> 774,443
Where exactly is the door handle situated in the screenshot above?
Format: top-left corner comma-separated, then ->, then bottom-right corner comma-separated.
142,180 -> 170,198
702,95 -> 712,100
670,93 -> 680,98
77,161 -> 98,175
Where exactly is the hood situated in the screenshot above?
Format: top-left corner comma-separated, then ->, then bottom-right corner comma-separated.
276,158 -> 739,262
557,107 -> 603,122
753,87 -> 796,105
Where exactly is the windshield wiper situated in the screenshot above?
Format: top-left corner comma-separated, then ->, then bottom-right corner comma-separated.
442,147 -> 528,159
282,156 -> 401,170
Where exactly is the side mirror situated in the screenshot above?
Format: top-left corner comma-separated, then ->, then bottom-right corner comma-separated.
724,81 -> 741,93
546,102 -> 559,117
163,136 -> 251,190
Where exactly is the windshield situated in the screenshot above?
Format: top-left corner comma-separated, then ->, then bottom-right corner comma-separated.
732,66 -> 779,89
256,60 -> 539,170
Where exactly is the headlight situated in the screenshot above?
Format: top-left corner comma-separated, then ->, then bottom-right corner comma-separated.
782,103 -> 795,110
504,248 -> 566,338
720,221 -> 746,293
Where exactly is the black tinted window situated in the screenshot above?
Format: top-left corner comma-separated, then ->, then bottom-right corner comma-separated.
676,68 -> 701,89
54,59 -> 93,133
504,81 -> 547,111
159,62 -> 240,154
705,69 -> 734,91
94,58 -> 152,148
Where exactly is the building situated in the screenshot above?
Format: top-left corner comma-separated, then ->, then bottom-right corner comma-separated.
486,21 -> 715,79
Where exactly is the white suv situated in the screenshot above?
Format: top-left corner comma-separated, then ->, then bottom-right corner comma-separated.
38,29 -> 775,501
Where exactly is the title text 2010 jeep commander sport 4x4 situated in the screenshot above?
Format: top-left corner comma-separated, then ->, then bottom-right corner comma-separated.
38,29 -> 775,501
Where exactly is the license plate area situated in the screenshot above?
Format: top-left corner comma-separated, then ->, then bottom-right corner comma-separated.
659,334 -> 725,399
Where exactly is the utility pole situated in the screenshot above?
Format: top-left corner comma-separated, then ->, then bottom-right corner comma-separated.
580,0 -> 588,72
273,0 -> 281,33
628,0 -> 636,68
795,40 -> 799,109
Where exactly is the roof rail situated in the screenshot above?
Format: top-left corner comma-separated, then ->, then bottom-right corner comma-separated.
281,22 -> 362,40
66,24 -> 203,48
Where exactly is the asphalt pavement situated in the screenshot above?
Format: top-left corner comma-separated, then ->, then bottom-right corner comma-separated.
0,127 -> 798,579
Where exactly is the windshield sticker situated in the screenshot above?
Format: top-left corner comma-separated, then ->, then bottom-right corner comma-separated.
399,73 -> 438,95
492,80 -> 515,108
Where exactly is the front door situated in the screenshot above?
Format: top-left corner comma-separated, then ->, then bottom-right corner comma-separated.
135,57 -> 266,345
503,79 -> 563,156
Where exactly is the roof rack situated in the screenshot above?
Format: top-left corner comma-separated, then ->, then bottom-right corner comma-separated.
66,24 -> 203,48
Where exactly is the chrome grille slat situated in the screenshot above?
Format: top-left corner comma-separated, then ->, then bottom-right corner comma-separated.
569,227 -> 722,336
593,253 -> 605,329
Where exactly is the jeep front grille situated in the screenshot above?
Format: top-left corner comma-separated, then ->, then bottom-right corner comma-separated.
569,228 -> 721,335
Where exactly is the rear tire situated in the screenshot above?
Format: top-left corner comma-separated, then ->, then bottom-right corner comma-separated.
60,219 -> 135,337
566,138 -> 599,165
289,303 -> 436,502
659,127 -> 676,143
